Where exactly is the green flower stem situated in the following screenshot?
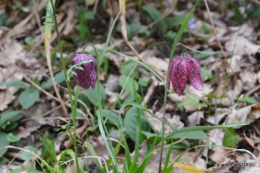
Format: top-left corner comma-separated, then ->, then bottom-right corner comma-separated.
158,5 -> 196,172
49,0 -> 80,172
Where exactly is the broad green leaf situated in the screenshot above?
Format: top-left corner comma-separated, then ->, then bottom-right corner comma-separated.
121,60 -> 139,78
25,37 -> 33,45
138,78 -> 150,87
201,67 -> 214,81
119,75 -> 139,93
124,107 -> 150,141
41,71 -> 65,89
97,109 -> 121,127
0,110 -> 22,129
165,31 -> 177,41
20,146 -> 37,160
85,11 -> 94,20
19,88 -> 40,109
0,80 -> 30,89
7,133 -> 21,142
223,128 -> 240,148
0,132 -> 9,157
85,82 -> 106,105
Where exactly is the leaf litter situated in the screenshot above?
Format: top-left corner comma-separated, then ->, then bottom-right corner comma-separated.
1,0 -> 260,172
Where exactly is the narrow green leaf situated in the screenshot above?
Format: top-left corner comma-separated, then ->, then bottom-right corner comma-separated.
0,132 -> 9,157
167,123 -> 247,139
169,131 -> 208,140
0,80 -> 30,89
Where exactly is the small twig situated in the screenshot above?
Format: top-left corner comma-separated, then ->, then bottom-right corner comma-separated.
203,0 -> 226,59
45,32 -> 68,117
245,84 -> 260,97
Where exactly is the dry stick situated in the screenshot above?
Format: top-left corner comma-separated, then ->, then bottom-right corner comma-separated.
45,31 -> 68,117
203,0 -> 226,59
245,84 -> 260,97
44,3 -> 67,117
119,0 -> 166,81
141,76 -> 158,106
33,0 -> 43,36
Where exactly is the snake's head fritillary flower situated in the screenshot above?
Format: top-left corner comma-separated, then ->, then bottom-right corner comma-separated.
72,54 -> 97,89
169,53 -> 203,96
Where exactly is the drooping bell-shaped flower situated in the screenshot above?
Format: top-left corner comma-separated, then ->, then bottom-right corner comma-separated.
72,54 -> 97,89
169,53 -> 203,96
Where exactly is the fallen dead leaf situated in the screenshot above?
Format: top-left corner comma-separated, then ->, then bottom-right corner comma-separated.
188,111 -> 204,126
225,34 -> 260,56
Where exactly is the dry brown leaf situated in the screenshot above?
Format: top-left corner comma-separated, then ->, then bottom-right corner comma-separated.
187,83 -> 213,98
0,65 -> 23,111
146,112 -> 184,134
0,39 -> 27,66
105,74 -> 120,92
228,55 -> 242,73
240,70 -> 257,91
210,147 -> 228,163
207,112 -> 228,125
225,34 -> 260,56
188,111 -> 204,126
140,50 -> 168,72
208,129 -> 224,146
226,79 -> 243,100
241,166 -> 260,173
227,104 -> 260,125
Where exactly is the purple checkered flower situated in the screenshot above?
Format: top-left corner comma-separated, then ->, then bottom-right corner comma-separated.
72,54 -> 97,89
169,53 -> 203,96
